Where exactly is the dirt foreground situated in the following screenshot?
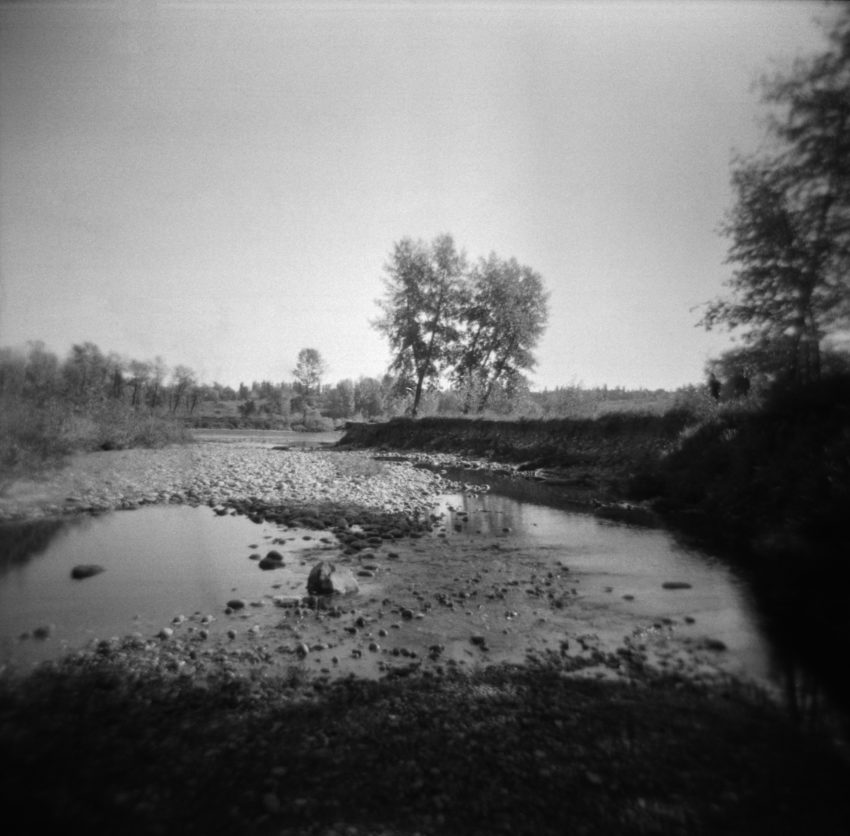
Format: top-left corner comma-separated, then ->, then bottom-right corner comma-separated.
1,442 -> 849,835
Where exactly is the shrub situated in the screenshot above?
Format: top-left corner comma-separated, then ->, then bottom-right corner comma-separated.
633,373 -> 850,551
301,411 -> 335,432
0,396 -> 70,489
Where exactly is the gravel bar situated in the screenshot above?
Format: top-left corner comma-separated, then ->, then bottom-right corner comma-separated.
0,444 -> 457,522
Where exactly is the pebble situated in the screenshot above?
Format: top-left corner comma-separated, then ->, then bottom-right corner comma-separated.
226,599 -> 248,610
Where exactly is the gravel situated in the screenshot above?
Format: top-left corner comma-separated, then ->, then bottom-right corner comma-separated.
0,444 -> 455,522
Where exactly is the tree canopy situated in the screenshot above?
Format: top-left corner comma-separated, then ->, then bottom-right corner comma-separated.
374,235 -> 548,416
702,6 -> 850,386
454,254 -> 549,413
292,348 -> 327,397
373,234 -> 467,416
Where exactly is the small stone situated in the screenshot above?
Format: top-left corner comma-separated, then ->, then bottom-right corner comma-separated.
662,582 -> 692,590
70,564 -> 105,580
226,599 -> 247,610
259,550 -> 285,570
158,627 -> 174,640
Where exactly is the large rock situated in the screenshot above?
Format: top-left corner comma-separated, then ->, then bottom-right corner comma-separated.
306,561 -> 359,596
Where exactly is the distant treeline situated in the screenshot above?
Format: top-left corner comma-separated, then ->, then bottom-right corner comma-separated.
196,378 -> 707,428
1,340 -> 724,483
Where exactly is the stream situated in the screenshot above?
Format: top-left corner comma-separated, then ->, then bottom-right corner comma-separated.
1,468 -> 784,688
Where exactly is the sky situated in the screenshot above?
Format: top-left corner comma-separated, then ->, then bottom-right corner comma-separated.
0,0 -> 840,392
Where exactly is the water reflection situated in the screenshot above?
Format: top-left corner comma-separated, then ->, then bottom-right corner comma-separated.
192,429 -> 343,449
435,465 -> 850,723
0,517 -> 87,576
0,506 -> 332,666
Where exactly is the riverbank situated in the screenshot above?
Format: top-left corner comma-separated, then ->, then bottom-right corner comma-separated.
339,397 -> 850,710
338,413 -> 693,507
3,648 -> 849,836
2,438 -> 850,834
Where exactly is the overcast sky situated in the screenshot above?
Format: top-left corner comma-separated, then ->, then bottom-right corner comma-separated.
0,0 -> 839,391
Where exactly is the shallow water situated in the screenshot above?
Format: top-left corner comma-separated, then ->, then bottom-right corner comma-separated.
432,490 -> 775,679
0,472 -> 783,689
191,428 -> 343,448
0,506 -> 338,665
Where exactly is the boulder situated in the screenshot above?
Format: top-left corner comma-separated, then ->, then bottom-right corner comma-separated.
306,561 -> 359,596
70,564 -> 105,580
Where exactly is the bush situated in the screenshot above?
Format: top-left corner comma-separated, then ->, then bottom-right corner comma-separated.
300,411 -> 336,432
0,396 -> 192,491
633,373 -> 850,550
0,396 -> 70,489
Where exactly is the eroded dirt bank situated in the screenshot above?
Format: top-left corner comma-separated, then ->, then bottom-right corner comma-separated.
338,414 -> 692,504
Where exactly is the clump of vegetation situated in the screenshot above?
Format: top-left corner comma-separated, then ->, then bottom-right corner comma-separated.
632,374 -> 850,547
0,342 -> 192,489
699,6 -> 850,390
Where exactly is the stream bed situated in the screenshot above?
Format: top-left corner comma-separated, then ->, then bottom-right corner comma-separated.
0,473 -> 787,699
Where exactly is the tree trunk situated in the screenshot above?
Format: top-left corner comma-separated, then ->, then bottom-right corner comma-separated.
411,372 -> 425,418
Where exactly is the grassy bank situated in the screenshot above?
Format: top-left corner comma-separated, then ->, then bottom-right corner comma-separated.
2,648 -> 848,836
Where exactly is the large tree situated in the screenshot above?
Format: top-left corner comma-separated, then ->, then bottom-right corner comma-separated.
453,254 -> 549,413
373,234 -> 467,416
702,6 -> 850,386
